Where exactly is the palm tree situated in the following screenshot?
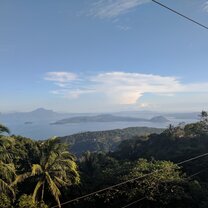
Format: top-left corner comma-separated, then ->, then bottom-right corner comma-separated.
0,127 -> 16,198
0,124 -> 10,135
200,111 -> 208,122
0,161 -> 16,197
0,136 -> 15,163
15,138 -> 80,207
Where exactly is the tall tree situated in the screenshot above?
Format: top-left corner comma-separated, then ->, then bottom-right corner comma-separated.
0,131 -> 16,199
15,138 -> 80,207
199,111 -> 208,134
0,161 -> 16,198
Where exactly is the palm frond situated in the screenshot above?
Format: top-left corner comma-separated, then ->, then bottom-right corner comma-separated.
0,178 -> 15,197
54,176 -> 69,187
0,162 -> 16,177
12,172 -> 31,186
45,172 -> 61,208
32,180 -> 44,202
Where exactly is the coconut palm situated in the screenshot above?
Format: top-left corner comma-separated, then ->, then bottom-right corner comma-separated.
0,136 -> 15,163
15,138 -> 80,207
0,161 -> 16,197
0,126 -> 16,198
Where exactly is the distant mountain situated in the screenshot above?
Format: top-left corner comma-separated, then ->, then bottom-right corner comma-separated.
0,108 -> 199,123
51,114 -> 169,125
59,127 -> 164,155
29,108 -> 57,116
0,108 -> 68,123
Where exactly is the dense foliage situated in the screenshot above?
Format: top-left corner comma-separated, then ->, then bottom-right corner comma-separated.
1,112 -> 208,207
0,128 -> 80,208
59,127 -> 163,155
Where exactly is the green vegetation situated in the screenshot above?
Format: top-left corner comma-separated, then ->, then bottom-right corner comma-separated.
17,194 -> 48,208
0,124 -> 10,135
1,111 -> 208,207
59,127 -> 164,155
0,135 -> 79,207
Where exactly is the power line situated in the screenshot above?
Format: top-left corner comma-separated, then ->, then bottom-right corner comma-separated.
120,197 -> 146,208
188,167 -> 208,179
152,0 -> 208,30
177,152 -> 208,165
51,152 -> 208,208
120,166 -> 208,208
51,170 -> 160,208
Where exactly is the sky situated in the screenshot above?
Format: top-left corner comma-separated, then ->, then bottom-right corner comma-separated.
1,0 -> 208,113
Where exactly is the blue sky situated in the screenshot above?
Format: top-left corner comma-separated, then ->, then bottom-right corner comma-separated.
1,0 -> 208,113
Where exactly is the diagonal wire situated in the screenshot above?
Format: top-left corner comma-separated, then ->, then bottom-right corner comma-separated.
51,152 -> 208,208
120,197 -> 146,208
152,0 -> 208,30
120,166 -> 208,208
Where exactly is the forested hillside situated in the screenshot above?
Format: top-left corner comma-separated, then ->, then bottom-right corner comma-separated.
1,112 -> 208,207
59,127 -> 164,155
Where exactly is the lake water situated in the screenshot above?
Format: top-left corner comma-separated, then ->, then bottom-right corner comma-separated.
2,118 -> 197,140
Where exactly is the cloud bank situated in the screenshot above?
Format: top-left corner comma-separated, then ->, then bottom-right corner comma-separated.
44,71 -> 208,106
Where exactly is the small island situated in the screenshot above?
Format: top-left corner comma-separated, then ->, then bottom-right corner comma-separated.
51,114 -> 169,125
24,121 -> 33,125
149,116 -> 170,123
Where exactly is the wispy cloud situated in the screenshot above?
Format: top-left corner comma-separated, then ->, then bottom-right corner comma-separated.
90,0 -> 150,19
51,88 -> 95,99
45,71 -> 208,106
44,72 -> 77,83
203,1 -> 208,12
116,25 -> 131,31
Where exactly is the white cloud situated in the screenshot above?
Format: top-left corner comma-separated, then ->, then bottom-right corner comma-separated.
139,103 -> 150,107
45,71 -> 208,106
90,72 -> 182,104
90,0 -> 150,19
51,89 -> 95,99
203,1 -> 208,12
44,72 -> 77,83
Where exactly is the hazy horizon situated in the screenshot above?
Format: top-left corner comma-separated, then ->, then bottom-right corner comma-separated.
0,107 -> 202,114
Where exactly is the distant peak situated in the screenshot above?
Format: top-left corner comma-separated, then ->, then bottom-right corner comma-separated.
31,108 -> 54,113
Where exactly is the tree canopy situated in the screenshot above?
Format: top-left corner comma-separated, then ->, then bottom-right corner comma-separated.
1,117 -> 208,207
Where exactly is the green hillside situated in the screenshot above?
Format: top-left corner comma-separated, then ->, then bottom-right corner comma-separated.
59,127 -> 164,155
